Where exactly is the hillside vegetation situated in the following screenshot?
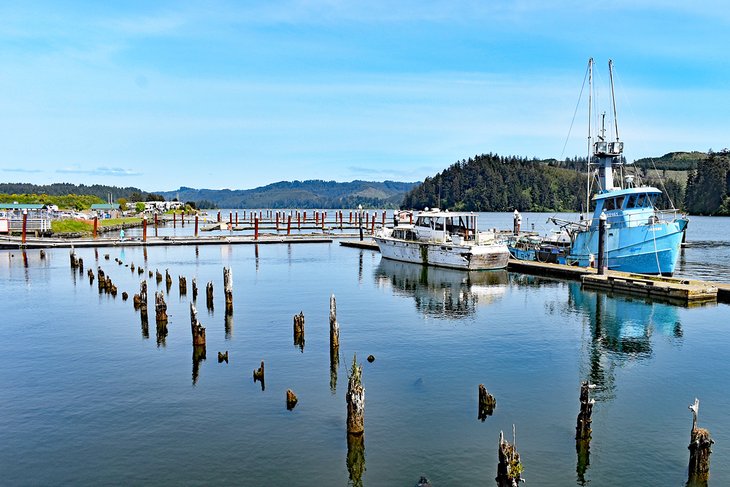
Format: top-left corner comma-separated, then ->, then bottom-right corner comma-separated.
156,180 -> 417,209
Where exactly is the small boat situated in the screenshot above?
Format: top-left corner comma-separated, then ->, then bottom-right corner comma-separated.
374,208 -> 510,270
508,58 -> 689,275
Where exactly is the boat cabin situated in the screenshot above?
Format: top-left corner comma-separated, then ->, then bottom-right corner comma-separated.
591,187 -> 662,229
411,209 -> 480,244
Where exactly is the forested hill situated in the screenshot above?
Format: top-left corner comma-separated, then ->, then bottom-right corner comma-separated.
402,149 -> 730,215
0,182 -> 162,202
402,154 -> 589,212
156,180 -> 418,209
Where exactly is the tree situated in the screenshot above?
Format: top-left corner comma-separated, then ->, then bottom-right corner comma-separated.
135,202 -> 145,213
118,197 -> 128,209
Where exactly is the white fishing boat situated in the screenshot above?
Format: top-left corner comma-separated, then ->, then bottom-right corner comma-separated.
374,208 -> 509,270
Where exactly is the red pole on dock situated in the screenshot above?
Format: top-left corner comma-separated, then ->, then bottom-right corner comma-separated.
21,209 -> 27,245
235,212 -> 238,226
371,213 -> 375,234
276,212 -> 279,230
181,211 -> 184,227
93,216 -> 98,239
255,217 -> 259,240
303,211 -> 307,222
154,213 -> 158,228
315,212 -> 319,225
349,211 -> 352,224
217,211 -> 221,223
173,211 -> 176,227
382,211 -> 386,226
287,215 -> 291,236
195,215 -> 199,236
410,213 -> 413,224
229,212 -> 232,225
143,217 -> 147,242
297,212 -> 301,229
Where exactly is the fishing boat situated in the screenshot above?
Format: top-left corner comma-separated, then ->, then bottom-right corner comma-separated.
374,208 -> 510,270
508,58 -> 688,275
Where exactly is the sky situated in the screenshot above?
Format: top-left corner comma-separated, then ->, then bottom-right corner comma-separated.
1,1 -> 729,192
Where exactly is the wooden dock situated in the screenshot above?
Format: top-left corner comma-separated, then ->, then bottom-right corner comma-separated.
339,239 -> 379,250
581,272 -> 718,306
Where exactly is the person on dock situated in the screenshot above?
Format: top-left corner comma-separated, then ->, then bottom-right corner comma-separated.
119,229 -> 125,242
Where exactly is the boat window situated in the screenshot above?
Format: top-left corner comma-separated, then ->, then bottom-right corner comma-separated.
604,198 -> 616,211
615,196 -> 625,209
648,194 -> 658,207
636,194 -> 646,208
627,194 -> 638,208
434,218 -> 444,231
417,217 -> 431,227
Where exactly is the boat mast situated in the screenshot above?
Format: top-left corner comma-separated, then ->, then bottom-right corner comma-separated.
593,59 -> 623,193
609,59 -> 619,142
586,58 -> 593,216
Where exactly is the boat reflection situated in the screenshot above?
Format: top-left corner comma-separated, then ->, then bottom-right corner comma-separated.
564,282 -> 683,401
374,258 -> 508,319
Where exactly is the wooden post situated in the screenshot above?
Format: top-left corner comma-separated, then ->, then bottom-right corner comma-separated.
69,248 -> 78,269
181,211 -> 184,227
349,211 -> 352,224
173,211 -> 176,228
142,217 -> 147,242
597,211 -> 607,274
371,213 -> 375,234
275,212 -> 279,231
195,215 -> 199,237
286,389 -> 298,410
346,354 -> 365,435
229,212 -> 232,225
688,398 -> 713,483
217,351 -> 228,363
190,303 -> 206,346
179,276 -> 187,296
165,269 -> 172,293
154,213 -> 158,228
496,427 -> 524,486
155,269 -> 163,284
297,212 -> 301,230
223,267 -> 233,314
206,281 -> 214,310
235,211 -> 238,226
97,268 -> 106,293
192,278 -> 198,301
478,384 -> 497,421
254,217 -> 259,240
382,210 -> 386,226
155,291 -> 168,324
293,311 -> 305,350
217,211 -> 221,223
287,215 -> 291,236
21,210 -> 27,245
93,216 -> 98,239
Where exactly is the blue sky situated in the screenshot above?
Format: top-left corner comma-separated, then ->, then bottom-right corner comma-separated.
1,1 -> 728,191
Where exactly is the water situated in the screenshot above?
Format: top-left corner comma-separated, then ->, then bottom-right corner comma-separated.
2,214 -> 729,486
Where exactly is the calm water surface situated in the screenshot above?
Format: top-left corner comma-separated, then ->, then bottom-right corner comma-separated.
2,213 -> 729,486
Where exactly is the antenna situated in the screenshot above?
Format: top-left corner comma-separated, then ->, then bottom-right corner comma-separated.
609,59 -> 619,141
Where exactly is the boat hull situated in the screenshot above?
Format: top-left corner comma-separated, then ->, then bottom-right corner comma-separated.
374,237 -> 509,270
568,219 -> 687,275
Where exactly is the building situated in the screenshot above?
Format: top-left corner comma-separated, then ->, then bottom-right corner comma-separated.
90,203 -> 122,219
0,203 -> 52,234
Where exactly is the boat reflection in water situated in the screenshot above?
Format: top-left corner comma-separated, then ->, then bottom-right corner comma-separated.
563,282 -> 683,401
374,258 -> 508,319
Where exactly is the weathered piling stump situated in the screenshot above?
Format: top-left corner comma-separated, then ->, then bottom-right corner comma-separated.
109,282 -> 118,297
87,269 -> 94,284
192,278 -> 198,301
130,263 -> 135,272
104,254 -> 110,260
97,268 -> 106,293
293,311 -> 305,350
155,269 -> 162,284
223,267 -> 233,314
149,270 -> 153,278
77,258 -> 83,273
576,381 -> 595,481
122,291 -> 129,301
206,281 -> 214,310
190,303 -> 206,346
155,291 -> 168,324
496,427 -> 524,487
478,384 -> 497,421
69,249 -> 78,269
286,389 -> 298,410
217,351 -> 228,363
576,381 -> 596,440
330,294 -> 340,350
133,280 -> 148,310
367,355 -> 375,363
415,476 -> 433,487
688,398 -> 713,484
346,354 -> 365,435
138,266 -> 144,275
165,269 -> 172,292
179,276 -> 187,296
39,249 -> 45,260
253,360 -> 265,390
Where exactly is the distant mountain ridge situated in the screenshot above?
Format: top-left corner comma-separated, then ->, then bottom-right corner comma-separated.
156,180 -> 418,209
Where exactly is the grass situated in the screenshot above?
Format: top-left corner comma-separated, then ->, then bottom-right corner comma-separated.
51,217 -> 142,234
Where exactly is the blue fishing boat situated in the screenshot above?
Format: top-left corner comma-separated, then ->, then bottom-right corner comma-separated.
510,59 -> 689,275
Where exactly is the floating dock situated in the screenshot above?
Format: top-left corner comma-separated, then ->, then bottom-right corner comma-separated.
581,272 -> 718,306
